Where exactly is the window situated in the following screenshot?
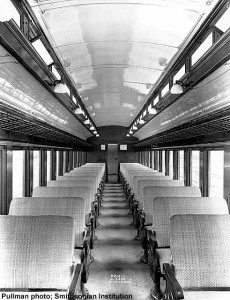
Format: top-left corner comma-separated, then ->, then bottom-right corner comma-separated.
209,150 -> 224,197
179,150 -> 184,181
148,151 -> 151,167
51,65 -> 61,80
63,151 -> 67,173
153,95 -> 159,106
47,151 -> 51,182
32,39 -> 53,65
192,150 -> 200,187
173,65 -> 185,83
161,83 -> 169,97
77,151 -> 80,167
169,151 -> 173,178
12,151 -> 24,198
215,8 -> 230,32
191,34 -> 213,66
162,150 -> 165,175
66,87 -> 71,96
154,151 -> 159,170
0,0 -> 20,27
151,151 -> 154,169
73,96 -> 77,104
33,151 -> 39,189
57,151 -> 60,176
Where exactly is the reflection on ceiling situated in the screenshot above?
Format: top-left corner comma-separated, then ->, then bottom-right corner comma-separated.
0,45 -> 92,140
134,59 -> 230,140
28,0 -> 219,127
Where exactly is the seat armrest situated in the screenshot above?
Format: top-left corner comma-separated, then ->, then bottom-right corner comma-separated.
89,214 -> 95,230
139,212 -> 145,229
75,229 -> 91,283
163,263 -> 184,300
94,193 -> 98,202
83,227 -> 91,252
89,214 -> 95,249
147,230 -> 157,249
134,200 -> 139,209
93,199 -> 98,211
69,264 -> 83,298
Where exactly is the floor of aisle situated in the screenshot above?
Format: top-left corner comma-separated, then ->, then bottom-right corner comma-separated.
87,183 -> 153,300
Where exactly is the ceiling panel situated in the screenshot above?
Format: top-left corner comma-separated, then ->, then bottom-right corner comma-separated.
28,0 -> 219,127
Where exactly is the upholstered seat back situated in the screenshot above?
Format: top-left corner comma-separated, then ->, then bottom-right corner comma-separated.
128,170 -> 158,187
120,163 -> 149,180
134,176 -> 172,200
154,197 -> 229,247
65,172 -> 100,187
126,168 -> 154,185
48,179 -> 95,206
170,214 -> 230,289
80,164 -> 105,177
57,176 -> 97,192
143,186 -> 200,224
137,180 -> 184,215
32,187 -> 90,224
9,197 -> 85,247
0,215 -> 75,289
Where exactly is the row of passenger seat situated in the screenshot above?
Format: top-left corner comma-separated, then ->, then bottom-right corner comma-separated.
0,163 -> 105,298
120,163 -> 230,300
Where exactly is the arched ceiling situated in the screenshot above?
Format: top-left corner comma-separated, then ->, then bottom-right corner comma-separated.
27,0 -> 219,128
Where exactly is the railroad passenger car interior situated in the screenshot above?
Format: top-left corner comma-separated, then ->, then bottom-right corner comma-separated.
0,0 -> 230,299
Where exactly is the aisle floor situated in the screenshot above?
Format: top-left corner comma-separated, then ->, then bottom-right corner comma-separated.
87,183 -> 153,300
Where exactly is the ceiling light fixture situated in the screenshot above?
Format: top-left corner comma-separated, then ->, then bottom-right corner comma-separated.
133,125 -> 137,130
170,81 -> 184,94
90,125 -> 95,130
93,131 -> 97,135
139,119 -> 145,124
126,134 -> 130,137
53,81 -> 68,94
75,107 -> 84,114
148,107 -> 157,115
84,119 -> 90,125
96,134 -> 99,137
129,130 -> 133,134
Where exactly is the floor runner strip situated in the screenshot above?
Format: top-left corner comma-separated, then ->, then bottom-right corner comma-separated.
87,183 -> 153,300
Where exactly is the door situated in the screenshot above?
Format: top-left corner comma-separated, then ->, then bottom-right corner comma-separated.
107,144 -> 118,182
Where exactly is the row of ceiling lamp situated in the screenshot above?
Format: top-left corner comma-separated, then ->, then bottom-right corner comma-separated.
127,105 -> 158,137
75,106 -> 99,137
126,81 -> 184,136
53,82 -> 99,137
